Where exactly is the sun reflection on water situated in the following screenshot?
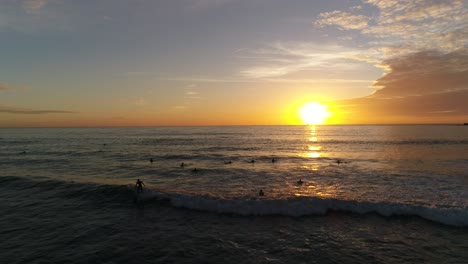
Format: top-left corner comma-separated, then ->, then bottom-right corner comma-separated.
304,125 -> 322,159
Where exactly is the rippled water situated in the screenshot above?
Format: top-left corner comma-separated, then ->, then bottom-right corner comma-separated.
1,125 -> 467,263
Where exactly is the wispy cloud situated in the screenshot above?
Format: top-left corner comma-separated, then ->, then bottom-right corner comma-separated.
22,0 -> 50,14
156,75 -> 258,83
0,83 -> 12,91
318,0 -> 467,59
0,106 -> 77,114
135,97 -> 146,106
0,83 -> 28,91
241,42 -> 363,78
316,10 -> 370,30
184,84 -> 202,100
173,84 -> 203,110
0,0 -> 67,33
189,0 -> 232,9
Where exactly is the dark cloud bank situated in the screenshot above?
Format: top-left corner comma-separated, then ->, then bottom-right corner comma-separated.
339,49 -> 468,123
0,106 -> 77,115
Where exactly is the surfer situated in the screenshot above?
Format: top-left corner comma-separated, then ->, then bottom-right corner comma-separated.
135,179 -> 145,193
272,158 -> 277,163
249,160 -> 256,163
180,162 -> 185,168
297,178 -> 303,185
192,168 -> 198,173
150,158 -> 153,163
259,189 -> 265,196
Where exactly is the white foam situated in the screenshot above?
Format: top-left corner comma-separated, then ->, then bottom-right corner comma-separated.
138,189 -> 468,227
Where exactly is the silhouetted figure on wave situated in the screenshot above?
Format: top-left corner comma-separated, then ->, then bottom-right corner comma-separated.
297,179 -> 303,185
180,162 -> 185,168
135,179 -> 145,193
259,189 -> 265,196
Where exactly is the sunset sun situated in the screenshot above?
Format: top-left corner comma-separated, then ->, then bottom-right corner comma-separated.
299,102 -> 331,125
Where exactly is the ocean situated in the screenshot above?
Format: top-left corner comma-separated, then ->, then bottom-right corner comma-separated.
0,125 -> 467,263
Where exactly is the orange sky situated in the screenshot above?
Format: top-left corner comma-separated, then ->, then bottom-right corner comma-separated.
1,1 -> 467,127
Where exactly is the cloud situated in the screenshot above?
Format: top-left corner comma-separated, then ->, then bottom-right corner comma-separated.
190,0 -> 232,9
316,10 -> 370,30
0,0 -> 68,33
308,0 -> 468,123
0,83 -> 28,91
370,49 -> 468,98
0,106 -> 77,114
0,83 -> 12,91
337,49 -> 468,122
135,97 -> 146,106
22,0 -> 50,13
241,42 -> 363,78
315,0 -> 467,61
185,85 -> 201,99
339,89 -> 468,122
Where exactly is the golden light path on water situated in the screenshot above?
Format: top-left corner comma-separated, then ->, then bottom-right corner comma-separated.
291,124 -> 340,198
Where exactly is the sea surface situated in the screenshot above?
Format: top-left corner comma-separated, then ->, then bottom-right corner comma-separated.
1,125 -> 467,263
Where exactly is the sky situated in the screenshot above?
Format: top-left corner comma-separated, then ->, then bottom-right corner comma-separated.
0,0 -> 467,127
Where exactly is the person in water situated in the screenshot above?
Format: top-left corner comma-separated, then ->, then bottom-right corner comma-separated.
297,178 -> 304,185
135,179 -> 145,193
259,189 -> 265,196
180,162 -> 185,168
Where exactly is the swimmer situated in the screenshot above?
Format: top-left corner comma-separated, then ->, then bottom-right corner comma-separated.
259,189 -> 265,196
192,168 -> 198,173
297,178 -> 304,185
150,158 -> 153,163
272,158 -> 277,163
180,162 -> 185,168
249,160 -> 256,163
336,159 -> 342,164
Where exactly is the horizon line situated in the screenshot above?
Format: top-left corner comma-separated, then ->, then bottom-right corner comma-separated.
0,123 -> 465,129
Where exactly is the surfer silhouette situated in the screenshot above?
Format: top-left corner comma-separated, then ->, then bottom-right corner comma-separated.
135,179 -> 145,193
259,189 -> 265,196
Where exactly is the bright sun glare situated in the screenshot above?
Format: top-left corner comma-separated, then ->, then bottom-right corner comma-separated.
299,102 -> 331,125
